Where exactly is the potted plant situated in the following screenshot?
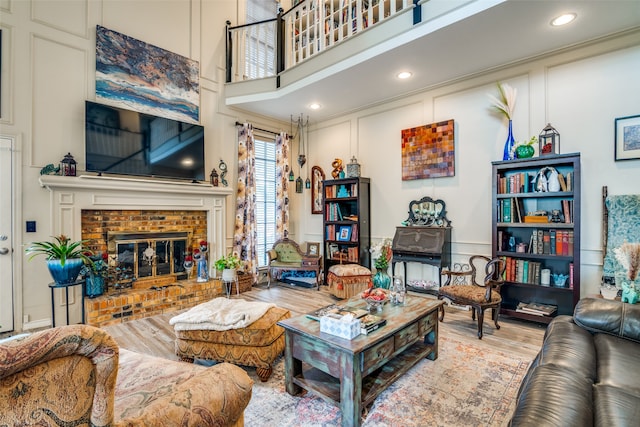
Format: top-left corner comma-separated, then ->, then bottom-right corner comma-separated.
25,235 -> 93,284
214,253 -> 242,282
80,252 -> 110,297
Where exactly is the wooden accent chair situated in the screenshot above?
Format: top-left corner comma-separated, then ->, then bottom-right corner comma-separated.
267,238 -> 321,289
437,255 -> 506,339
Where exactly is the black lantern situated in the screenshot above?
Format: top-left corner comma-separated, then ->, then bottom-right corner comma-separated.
539,123 -> 560,156
210,168 -> 219,186
60,152 -> 76,176
295,176 -> 303,193
288,169 -> 295,182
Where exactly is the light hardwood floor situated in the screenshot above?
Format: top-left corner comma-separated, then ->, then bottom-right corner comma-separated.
103,282 -> 546,361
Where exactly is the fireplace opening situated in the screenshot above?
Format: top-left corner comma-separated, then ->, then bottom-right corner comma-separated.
108,231 -> 191,282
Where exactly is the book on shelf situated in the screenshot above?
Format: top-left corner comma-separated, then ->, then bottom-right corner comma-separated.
516,302 -> 557,317
359,314 -> 387,335
306,304 -> 369,321
557,173 -> 567,191
524,215 -> 549,223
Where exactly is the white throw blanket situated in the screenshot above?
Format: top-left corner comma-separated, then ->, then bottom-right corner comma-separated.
169,298 -> 275,331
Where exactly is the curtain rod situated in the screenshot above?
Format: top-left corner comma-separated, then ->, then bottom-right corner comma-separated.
235,121 -> 279,136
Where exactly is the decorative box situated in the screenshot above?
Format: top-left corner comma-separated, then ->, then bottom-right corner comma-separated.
320,314 -> 361,340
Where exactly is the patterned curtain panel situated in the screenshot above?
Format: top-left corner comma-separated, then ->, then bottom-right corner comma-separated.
275,132 -> 290,240
234,124 -> 258,281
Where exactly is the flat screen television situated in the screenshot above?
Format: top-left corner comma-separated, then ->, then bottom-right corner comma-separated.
85,100 -> 205,182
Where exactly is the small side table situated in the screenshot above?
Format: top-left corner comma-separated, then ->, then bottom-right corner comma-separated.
49,279 -> 85,327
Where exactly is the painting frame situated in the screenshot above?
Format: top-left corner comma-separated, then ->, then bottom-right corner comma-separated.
311,165 -> 325,214
337,226 -> 352,242
401,119 -> 455,180
615,115 -> 640,161
307,242 -> 320,256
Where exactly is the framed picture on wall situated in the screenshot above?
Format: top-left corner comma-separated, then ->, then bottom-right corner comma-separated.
311,166 -> 325,214
615,115 -> 640,161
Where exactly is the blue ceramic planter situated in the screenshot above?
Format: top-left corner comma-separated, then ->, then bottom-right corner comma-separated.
85,275 -> 105,297
47,258 -> 83,284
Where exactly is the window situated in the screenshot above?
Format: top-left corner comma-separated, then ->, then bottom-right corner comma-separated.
245,0 -> 278,79
254,135 -> 277,267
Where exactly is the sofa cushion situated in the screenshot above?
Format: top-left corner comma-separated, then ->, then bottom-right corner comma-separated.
594,333 -> 640,396
511,365 -> 594,427
536,315 -> 597,381
593,385 -> 640,427
275,243 -> 303,263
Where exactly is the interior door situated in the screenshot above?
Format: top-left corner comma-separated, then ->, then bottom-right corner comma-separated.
0,136 -> 14,332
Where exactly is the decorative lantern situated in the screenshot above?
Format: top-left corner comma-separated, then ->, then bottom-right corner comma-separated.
346,156 -> 361,178
539,123 -> 560,156
60,152 -> 77,176
209,168 -> 219,186
295,176 -> 303,193
305,178 -> 311,189
288,168 -> 295,181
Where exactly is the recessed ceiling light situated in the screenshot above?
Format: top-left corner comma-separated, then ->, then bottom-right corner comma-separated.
308,103 -> 321,110
397,71 -> 413,79
551,13 -> 576,27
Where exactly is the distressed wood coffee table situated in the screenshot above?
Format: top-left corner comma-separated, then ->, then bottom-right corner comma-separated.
278,295 -> 443,427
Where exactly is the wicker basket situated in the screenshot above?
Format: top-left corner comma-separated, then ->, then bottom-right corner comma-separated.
232,272 -> 254,293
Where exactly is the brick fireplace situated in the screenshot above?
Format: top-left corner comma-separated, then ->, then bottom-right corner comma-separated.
40,175 -> 234,326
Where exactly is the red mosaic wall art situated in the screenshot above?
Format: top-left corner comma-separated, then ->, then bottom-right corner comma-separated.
401,119 -> 455,180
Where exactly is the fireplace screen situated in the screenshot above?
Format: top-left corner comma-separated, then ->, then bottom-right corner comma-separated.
110,232 -> 190,280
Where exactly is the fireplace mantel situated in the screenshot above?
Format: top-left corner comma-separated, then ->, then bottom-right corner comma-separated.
39,175 -> 233,262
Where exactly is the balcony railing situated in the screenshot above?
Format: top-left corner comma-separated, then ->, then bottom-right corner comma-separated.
226,0 -> 415,84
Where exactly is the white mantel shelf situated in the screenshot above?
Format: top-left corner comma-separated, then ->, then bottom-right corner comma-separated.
39,175 -> 234,196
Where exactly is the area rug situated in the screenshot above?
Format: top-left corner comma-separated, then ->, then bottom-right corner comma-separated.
242,335 -> 531,426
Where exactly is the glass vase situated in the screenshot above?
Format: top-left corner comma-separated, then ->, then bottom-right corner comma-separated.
502,120 -> 516,161
373,270 -> 391,289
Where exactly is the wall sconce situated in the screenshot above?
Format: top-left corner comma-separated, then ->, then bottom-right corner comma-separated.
60,152 -> 77,176
539,123 -> 560,156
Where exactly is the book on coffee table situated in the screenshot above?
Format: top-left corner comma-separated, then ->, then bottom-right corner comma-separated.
360,314 -> 387,335
306,304 -> 369,321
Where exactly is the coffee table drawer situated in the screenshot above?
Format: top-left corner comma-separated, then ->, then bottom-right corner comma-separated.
362,336 -> 394,372
418,312 -> 437,335
395,322 -> 419,350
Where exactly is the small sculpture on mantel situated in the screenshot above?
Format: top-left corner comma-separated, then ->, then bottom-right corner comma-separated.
402,196 -> 451,227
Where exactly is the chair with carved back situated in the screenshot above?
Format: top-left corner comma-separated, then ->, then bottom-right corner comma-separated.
437,255 -> 506,339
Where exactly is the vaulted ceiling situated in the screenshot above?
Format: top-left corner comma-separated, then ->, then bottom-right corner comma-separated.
224,0 -> 640,122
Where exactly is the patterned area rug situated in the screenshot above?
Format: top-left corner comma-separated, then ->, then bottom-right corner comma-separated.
242,335 -> 531,426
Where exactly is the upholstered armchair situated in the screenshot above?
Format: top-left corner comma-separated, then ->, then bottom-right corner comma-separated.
0,324 -> 253,426
437,255 -> 506,339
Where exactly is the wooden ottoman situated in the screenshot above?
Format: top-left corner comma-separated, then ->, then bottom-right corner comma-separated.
175,306 -> 291,382
327,264 -> 372,299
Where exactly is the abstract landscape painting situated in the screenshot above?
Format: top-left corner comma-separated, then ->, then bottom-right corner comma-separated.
95,25 -> 199,123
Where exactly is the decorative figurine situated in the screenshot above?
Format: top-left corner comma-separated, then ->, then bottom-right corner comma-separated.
331,158 -> 343,179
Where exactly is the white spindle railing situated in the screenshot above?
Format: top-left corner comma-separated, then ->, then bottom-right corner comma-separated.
284,0 -> 410,68
227,0 -> 411,83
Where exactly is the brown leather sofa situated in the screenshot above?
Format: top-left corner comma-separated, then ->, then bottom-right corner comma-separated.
510,298 -> 640,426
0,324 -> 253,426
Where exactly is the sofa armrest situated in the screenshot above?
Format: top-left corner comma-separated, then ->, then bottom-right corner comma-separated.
0,325 -> 119,426
115,350 -> 253,427
573,297 -> 640,343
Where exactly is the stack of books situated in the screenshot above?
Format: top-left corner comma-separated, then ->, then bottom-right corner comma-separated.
515,302 -> 557,317
359,314 -> 387,335
306,304 -> 368,321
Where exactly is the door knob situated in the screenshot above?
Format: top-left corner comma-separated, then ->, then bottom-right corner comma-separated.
0,247 -> 9,255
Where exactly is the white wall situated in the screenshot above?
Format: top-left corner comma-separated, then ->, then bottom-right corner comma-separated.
292,32 -> 640,298
1,0 -> 287,330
